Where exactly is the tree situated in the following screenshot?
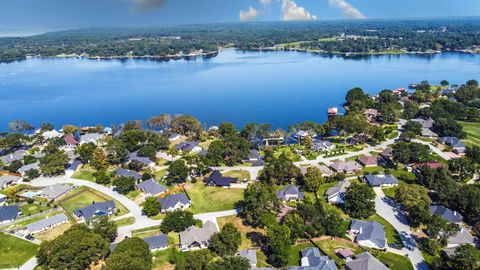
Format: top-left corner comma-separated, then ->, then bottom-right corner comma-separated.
440,80 -> 449,87
24,169 -> 40,181
76,142 -> 96,163
211,256 -> 250,270
395,184 -> 431,227
62,125 -> 77,135
8,120 -> 34,133
283,211 -> 306,242
436,244 -> 480,270
344,183 -> 376,219
175,249 -> 214,270
138,145 -> 156,161
392,141 -> 430,164
239,182 -> 281,227
219,122 -> 237,137
433,117 -> 465,138
91,216 -> 118,242
142,197 -> 162,217
466,79 -> 479,86
266,224 -> 291,267
166,159 -> 189,184
403,121 -> 422,135
146,114 -> 171,130
259,153 -> 300,185
40,123 -> 54,132
39,149 -> 69,176
303,166 -> 324,198
113,176 -> 136,195
448,157 -> 476,181
106,237 -> 152,270
171,115 -> 201,136
209,223 -> 241,256
106,139 -> 129,164
94,169 -> 111,185
289,121 -> 325,137
37,224 -> 109,270
160,210 -> 198,233
91,147 -> 107,170
402,100 -> 420,120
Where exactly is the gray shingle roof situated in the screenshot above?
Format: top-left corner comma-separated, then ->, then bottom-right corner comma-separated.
287,248 -> 337,270
439,137 -> 466,149
128,151 -> 154,165
137,179 -> 167,196
350,220 -> 386,249
114,168 -> 142,180
1,149 -> 26,163
17,161 -> 40,174
364,174 -> 398,186
238,249 -> 257,266
73,200 -> 116,221
143,234 -> 168,250
27,213 -> 68,233
180,220 -> 218,247
276,185 -> 304,201
325,180 -> 350,197
0,205 -> 19,222
345,252 -> 390,270
157,194 -> 191,211
0,175 -> 21,188
40,184 -> 73,200
204,171 -> 237,187
447,228 -> 476,246
430,205 -> 463,223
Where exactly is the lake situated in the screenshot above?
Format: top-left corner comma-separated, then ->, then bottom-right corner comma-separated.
1,50 -> 479,130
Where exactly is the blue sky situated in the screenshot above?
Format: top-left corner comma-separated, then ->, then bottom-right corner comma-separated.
0,0 -> 479,33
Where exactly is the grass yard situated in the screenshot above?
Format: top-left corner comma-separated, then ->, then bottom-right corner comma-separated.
389,168 -> 416,184
370,250 -> 414,270
217,215 -> 265,250
361,166 -> 384,174
152,247 -> 188,270
287,242 -> 316,266
19,203 -> 51,216
0,232 -> 38,269
72,168 -> 97,181
314,238 -> 364,266
365,214 -> 403,247
460,121 -> 480,147
2,210 -> 64,230
184,182 -> 244,214
273,146 -> 301,162
126,189 -> 141,200
58,187 -> 129,219
35,222 -> 73,241
382,186 -> 398,200
114,217 -> 135,227
222,170 -> 251,181
155,168 -> 168,181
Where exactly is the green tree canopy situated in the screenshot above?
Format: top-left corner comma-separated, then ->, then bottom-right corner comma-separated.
344,183 -> 376,219
209,223 -> 241,256
106,237 -> 152,270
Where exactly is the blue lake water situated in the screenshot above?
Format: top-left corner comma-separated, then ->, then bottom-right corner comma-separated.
1,50 -> 479,130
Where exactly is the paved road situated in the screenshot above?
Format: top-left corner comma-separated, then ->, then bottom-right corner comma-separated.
412,139 -> 452,161
19,257 -> 37,270
373,187 -> 429,270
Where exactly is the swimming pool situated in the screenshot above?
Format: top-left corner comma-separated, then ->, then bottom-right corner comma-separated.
21,191 -> 40,198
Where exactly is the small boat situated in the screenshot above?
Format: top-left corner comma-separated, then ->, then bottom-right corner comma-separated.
408,83 -> 418,89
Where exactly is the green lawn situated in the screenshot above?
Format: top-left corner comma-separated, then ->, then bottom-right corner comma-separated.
222,170 -> 251,181
370,250 -> 414,270
184,182 -> 244,213
314,238 -> 364,266
19,203 -> 51,216
0,232 -> 38,269
460,121 -> 480,147
365,214 -> 403,247
155,169 -> 168,181
389,168 -> 416,184
273,146 -> 301,162
2,210 -> 64,230
217,215 -> 265,250
382,186 -> 398,200
72,168 -> 97,181
152,247 -> 188,270
114,217 -> 135,227
287,242 -> 316,266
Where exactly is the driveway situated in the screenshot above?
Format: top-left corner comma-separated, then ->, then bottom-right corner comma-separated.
373,187 -> 429,270
412,139 -> 452,161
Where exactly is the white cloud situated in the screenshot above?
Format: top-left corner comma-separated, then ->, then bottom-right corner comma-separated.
329,0 -> 365,19
239,6 -> 259,21
281,0 -> 317,21
259,0 -> 271,5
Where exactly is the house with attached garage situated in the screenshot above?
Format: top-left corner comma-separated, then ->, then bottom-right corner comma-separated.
0,175 -> 21,190
276,184 -> 304,202
345,252 -> 390,270
113,168 -> 142,181
79,133 -> 104,145
313,139 -> 336,152
17,161 -> 40,177
128,151 -> 155,166
157,193 -> 191,212
40,184 -> 73,201
349,220 -> 387,250
287,247 -> 337,270
137,179 -> 168,197
445,227 -> 477,249
204,170 -> 238,187
330,160 -> 362,174
143,234 -> 169,251
325,180 -> 350,204
438,137 -> 466,154
175,141 -> 202,154
357,155 -> 378,167
430,205 -> 463,224
41,129 -> 63,140
363,174 -> 399,187
73,200 -> 116,222
0,149 -> 26,164
179,220 -> 218,251
27,213 -> 69,234
64,135 -> 79,146
0,204 -> 20,224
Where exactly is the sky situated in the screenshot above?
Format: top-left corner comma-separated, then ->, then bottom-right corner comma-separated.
0,0 -> 479,34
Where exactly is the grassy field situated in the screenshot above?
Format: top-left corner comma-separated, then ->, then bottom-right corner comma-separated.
314,238 -> 363,266
184,182 -> 244,213
382,186 -> 398,200
217,215 -> 265,250
152,247 -> 188,270
35,222 -> 72,241
273,146 -> 301,162
0,232 -> 38,269
114,217 -> 136,227
370,250 -> 414,270
223,170 -> 251,181
72,168 -> 97,181
460,121 -> 480,147
365,214 -> 403,247
19,203 -> 51,216
58,187 -> 129,218
287,242 -> 316,266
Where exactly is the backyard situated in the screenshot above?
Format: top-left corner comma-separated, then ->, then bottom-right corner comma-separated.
72,167 -> 97,181
222,170 -> 251,181
460,121 -> 480,147
19,203 -> 51,216
0,232 -> 38,269
184,182 -> 244,213
217,215 -> 264,250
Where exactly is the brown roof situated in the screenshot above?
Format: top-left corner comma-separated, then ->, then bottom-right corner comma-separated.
415,161 -> 443,170
357,155 -> 378,166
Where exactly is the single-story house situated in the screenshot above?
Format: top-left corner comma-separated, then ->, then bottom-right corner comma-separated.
41,130 -> 63,140
1,149 -> 26,164
157,193 -> 191,212
40,184 -> 73,201
128,151 -> 155,166
287,247 -> 336,270
357,156 -> 378,167
446,228 -> 476,248
276,185 -> 304,202
364,108 -> 380,124
64,135 -> 79,146
412,161 -> 444,173
238,249 -> 257,268
27,213 -> 69,234
345,252 -> 390,270
73,201 -> 116,221
113,168 -> 142,181
421,128 -> 438,138
143,234 -> 169,251
247,149 -> 261,162
438,137 -> 466,154
350,220 -> 386,249
330,160 -> 362,174
0,175 -> 21,190
17,162 -> 40,176
379,148 -> 393,160
313,140 -> 336,151
430,205 -> 463,224
79,133 -> 104,145
317,164 -> 334,177
204,170 -> 237,187
175,141 -> 202,154
179,220 -> 218,251
411,118 -> 435,129
0,205 -> 20,223
137,179 -> 168,197
325,180 -> 350,204
169,133 -> 181,142
363,174 -> 399,187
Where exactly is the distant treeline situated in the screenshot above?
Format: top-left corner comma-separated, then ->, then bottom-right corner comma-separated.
1,18 -> 480,61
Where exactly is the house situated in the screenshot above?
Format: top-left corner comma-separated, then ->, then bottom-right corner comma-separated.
247,149 -> 261,161
179,220 -> 218,251
204,170 -> 237,187
17,162 -> 40,176
79,133 -> 104,145
345,252 -> 390,270
379,149 -> 393,160
64,135 -> 79,146
363,174 -> 399,187
357,156 -> 378,167
317,164 -> 334,177
446,228 -> 476,248
143,235 -> 169,251
325,180 -> 350,204
114,168 -> 142,181
335,248 -> 354,260
364,109 -> 380,124
313,140 -> 336,151
137,179 -> 168,197
238,249 -> 257,268
40,184 -> 73,201
0,194 -> 6,206
413,161 -> 444,173
41,130 -> 63,140
1,149 -> 26,164
295,130 -> 315,141
276,185 -> 304,202
157,193 -> 191,212
430,205 -> 463,224
0,175 -> 21,189
421,128 -> 438,138
411,118 -> 434,129
438,137 -> 466,154
0,205 -> 20,223
349,220 -> 386,249
287,247 -> 336,270
128,151 -> 155,166
175,141 -> 202,154
169,133 -> 181,141
330,160 -> 362,174
27,213 -> 69,234
73,201 -> 116,221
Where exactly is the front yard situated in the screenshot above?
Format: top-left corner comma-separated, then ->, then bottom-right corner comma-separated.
184,182 -> 244,213
0,232 -> 38,269
217,215 -> 265,250
222,170 -> 251,181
